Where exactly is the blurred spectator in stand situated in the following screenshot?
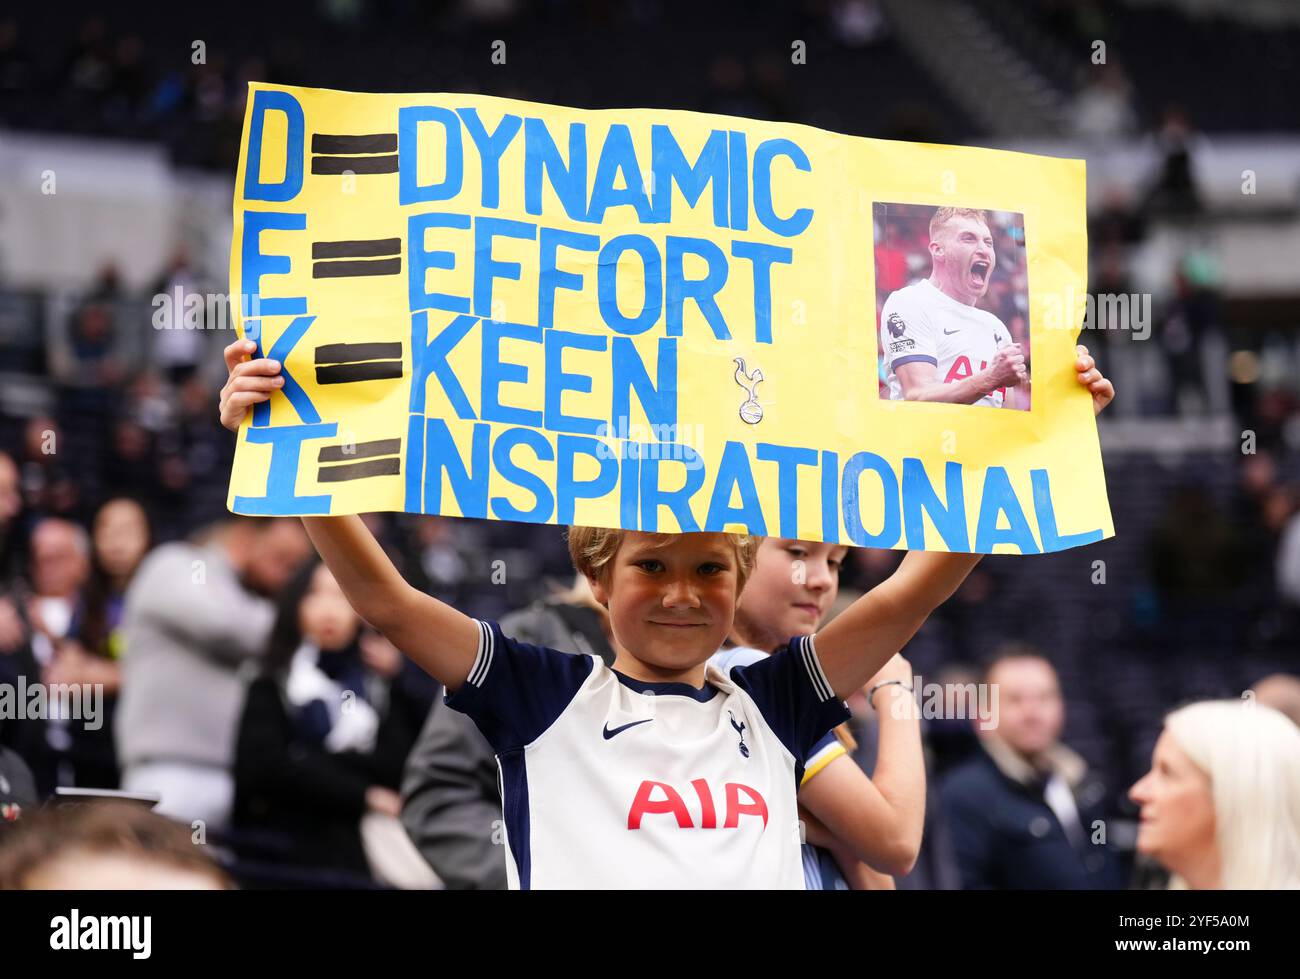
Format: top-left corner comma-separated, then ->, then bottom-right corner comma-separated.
412,515 -> 472,598
25,519 -> 91,672
924,661 -> 985,777
0,18 -> 32,98
87,264 -> 122,303
191,57 -> 230,124
1251,674 -> 1300,728
103,33 -> 147,134
55,300 -> 123,422
928,564 -> 1000,668
151,247 -> 204,386
843,545 -> 902,595
1149,485 -> 1242,651
0,451 -> 25,586
1234,452 -> 1292,612
1091,185 -> 1147,254
47,267 -> 128,513
61,18 -> 113,107
122,372 -> 174,436
400,514 -> 549,621
1086,244 -> 1132,372
18,416 -> 79,520
1088,186 -> 1145,374
0,451 -> 33,767
153,376 -> 231,538
102,416 -> 160,516
115,517 -> 310,830
1274,501 -> 1300,611
829,0 -> 888,47
0,519 -> 92,796
750,54 -> 796,123
1144,104 -> 1203,220
0,745 -> 37,826
1068,62 -> 1136,143
43,498 -> 153,790
941,648 -> 1127,889
705,55 -> 764,119
234,560 -> 436,886
1159,249 -> 1223,415
1243,388 -> 1297,457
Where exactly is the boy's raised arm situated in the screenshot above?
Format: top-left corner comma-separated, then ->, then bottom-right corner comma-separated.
219,338 -> 479,691
813,551 -> 981,700
300,516 -> 481,692
814,343 -> 1113,699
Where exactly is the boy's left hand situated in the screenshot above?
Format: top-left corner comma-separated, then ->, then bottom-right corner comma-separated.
1075,344 -> 1114,415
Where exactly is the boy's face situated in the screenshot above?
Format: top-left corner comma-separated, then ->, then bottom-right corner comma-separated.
733,538 -> 846,651
589,531 -> 739,676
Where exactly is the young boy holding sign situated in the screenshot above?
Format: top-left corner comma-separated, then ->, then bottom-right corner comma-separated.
219,340 -> 1111,888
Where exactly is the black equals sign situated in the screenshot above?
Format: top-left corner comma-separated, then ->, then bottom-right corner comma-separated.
317,438 -> 402,483
311,133 -> 398,174
315,342 -> 404,383
312,239 -> 402,279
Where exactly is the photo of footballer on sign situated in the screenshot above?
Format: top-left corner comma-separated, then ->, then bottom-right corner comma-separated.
874,202 -> 1031,411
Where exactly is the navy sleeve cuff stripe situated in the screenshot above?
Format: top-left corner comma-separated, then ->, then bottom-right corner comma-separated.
800,635 -> 835,702
468,619 -> 493,687
891,354 -> 939,368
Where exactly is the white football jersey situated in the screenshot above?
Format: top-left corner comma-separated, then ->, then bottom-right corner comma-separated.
448,619 -> 850,889
881,279 -> 1012,408
710,645 -> 851,890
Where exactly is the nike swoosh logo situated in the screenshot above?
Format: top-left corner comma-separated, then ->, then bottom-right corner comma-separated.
943,328 -> 961,335
603,719 -> 653,740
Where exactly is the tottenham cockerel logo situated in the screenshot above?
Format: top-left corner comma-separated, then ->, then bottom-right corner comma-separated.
733,358 -> 764,425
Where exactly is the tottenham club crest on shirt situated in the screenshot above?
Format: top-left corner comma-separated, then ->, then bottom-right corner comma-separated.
729,711 -> 750,757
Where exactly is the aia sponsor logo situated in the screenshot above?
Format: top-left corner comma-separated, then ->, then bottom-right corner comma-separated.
627,779 -> 768,830
945,355 -> 1005,400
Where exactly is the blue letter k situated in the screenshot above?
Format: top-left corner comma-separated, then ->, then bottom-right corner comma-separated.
250,315 -> 320,427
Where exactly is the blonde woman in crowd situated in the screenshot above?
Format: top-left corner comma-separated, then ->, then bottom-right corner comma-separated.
1129,699 -> 1300,889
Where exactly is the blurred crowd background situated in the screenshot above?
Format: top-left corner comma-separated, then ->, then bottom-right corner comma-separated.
1,0 -> 1299,888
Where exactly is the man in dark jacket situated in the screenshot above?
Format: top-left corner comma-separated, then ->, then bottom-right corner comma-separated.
940,648 -> 1128,889
399,594 -> 615,889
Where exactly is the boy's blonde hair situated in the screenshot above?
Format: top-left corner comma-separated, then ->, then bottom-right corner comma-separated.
566,526 -> 758,597
929,206 -> 990,243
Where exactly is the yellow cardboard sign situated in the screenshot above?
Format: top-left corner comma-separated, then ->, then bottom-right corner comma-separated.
227,83 -> 1111,554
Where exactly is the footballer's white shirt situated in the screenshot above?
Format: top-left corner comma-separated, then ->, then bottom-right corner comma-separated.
448,620 -> 850,889
881,278 -> 1012,408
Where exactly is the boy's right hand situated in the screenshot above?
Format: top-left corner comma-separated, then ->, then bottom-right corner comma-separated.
219,338 -> 284,432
